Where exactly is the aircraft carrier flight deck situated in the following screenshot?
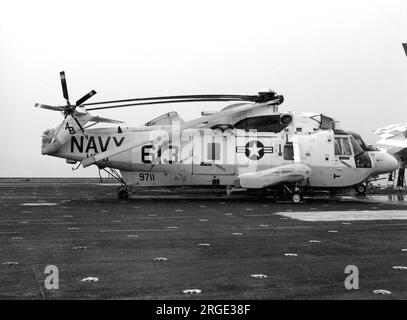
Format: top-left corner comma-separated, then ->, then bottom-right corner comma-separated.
1,178 -> 407,299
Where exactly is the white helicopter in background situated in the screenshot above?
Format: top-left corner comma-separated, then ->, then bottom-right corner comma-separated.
372,43 -> 407,188
35,72 -> 398,202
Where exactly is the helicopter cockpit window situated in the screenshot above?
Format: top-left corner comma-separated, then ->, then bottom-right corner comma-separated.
347,131 -> 368,151
355,152 -> 372,168
341,138 -> 352,155
334,137 -> 342,155
353,136 -> 364,147
335,135 -> 372,168
335,137 -> 353,156
234,115 -> 289,133
349,136 -> 364,156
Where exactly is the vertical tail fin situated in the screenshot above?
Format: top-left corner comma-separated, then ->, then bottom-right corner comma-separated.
41,113 -> 91,155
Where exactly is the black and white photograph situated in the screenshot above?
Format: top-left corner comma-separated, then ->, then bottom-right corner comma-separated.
1,0 -> 407,309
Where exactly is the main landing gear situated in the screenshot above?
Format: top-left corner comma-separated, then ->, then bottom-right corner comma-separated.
282,185 -> 304,203
118,188 -> 130,200
355,183 -> 367,196
291,192 -> 303,203
96,167 -> 132,200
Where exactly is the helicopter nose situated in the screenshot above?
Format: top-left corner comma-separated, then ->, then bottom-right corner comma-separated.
372,151 -> 398,174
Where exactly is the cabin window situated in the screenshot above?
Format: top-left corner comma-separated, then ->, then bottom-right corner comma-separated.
234,115 -> 289,133
283,144 -> 294,160
208,143 -> 220,161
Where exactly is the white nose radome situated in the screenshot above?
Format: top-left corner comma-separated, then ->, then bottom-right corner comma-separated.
371,151 -> 398,175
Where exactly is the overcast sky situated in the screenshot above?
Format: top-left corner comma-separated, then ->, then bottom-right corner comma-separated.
0,0 -> 406,177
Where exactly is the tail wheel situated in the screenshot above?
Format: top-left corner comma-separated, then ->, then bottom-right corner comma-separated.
118,189 -> 129,200
355,184 -> 367,195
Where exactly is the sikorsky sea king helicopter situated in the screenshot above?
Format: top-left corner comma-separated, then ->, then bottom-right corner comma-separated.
36,72 -> 398,202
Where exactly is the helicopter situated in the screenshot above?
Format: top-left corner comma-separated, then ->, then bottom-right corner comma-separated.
35,72 -> 398,202
372,43 -> 407,188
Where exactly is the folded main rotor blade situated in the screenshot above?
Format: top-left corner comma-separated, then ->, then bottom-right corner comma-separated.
60,71 -> 70,104
86,98 -> 253,111
76,90 -> 97,106
82,94 -> 259,107
35,103 -> 64,111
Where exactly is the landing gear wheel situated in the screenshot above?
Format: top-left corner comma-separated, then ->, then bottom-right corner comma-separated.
355,184 -> 367,196
118,189 -> 129,200
292,192 -> 303,203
